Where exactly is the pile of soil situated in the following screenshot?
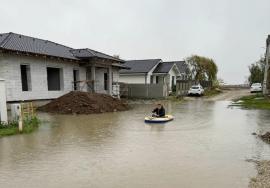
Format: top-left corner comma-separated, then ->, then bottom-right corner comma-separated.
38,91 -> 129,114
259,132 -> 270,144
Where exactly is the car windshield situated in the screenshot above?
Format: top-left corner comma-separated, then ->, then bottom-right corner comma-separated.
252,83 -> 261,86
191,86 -> 199,89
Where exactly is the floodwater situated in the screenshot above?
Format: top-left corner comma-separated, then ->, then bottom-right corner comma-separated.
1,99 -> 270,188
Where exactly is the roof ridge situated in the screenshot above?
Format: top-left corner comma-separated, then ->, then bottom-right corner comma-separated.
7,32 -> 74,50
0,32 -> 13,47
0,32 -> 78,60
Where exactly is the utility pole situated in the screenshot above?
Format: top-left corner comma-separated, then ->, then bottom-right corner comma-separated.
263,35 -> 270,95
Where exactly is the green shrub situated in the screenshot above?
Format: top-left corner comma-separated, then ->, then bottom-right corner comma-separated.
0,116 -> 40,137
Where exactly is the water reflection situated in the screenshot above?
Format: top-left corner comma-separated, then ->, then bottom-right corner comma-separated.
0,100 -> 270,188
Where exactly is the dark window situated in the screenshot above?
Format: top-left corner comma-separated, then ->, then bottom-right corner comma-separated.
156,76 -> 159,84
104,73 -> 108,90
73,70 -> 79,90
171,76 -> 175,90
47,67 -> 62,91
150,76 -> 154,84
20,65 -> 31,91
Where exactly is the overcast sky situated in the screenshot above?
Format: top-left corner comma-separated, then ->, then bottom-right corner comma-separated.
0,0 -> 269,84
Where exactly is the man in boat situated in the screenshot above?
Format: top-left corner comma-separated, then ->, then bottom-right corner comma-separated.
152,104 -> 165,117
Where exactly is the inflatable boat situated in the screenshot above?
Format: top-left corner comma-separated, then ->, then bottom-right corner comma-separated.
144,115 -> 174,123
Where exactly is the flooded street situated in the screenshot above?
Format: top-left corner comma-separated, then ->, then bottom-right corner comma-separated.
1,99 -> 270,188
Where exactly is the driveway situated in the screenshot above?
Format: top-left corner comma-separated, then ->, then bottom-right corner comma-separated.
205,88 -> 250,101
184,88 -> 251,102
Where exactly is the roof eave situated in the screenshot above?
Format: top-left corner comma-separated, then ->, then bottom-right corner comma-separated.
120,72 -> 148,75
152,72 -> 169,74
112,63 -> 130,69
0,48 -> 80,62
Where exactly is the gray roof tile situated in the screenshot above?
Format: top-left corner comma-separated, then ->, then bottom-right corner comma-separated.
70,48 -> 124,62
153,62 -> 175,73
0,33 -> 10,46
120,59 -> 161,74
0,32 -> 78,60
165,61 -> 189,74
0,32 -> 124,63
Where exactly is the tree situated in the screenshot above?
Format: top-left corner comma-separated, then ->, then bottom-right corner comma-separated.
212,78 -> 225,88
186,55 -> 218,82
248,58 -> 265,84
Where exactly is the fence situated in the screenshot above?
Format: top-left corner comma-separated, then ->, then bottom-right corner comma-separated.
120,83 -> 168,99
0,79 -> 8,123
176,80 -> 213,96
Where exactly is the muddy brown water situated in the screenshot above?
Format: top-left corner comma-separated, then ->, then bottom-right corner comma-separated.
1,99 -> 270,188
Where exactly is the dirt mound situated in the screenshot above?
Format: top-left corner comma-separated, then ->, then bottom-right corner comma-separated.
38,91 -> 129,114
259,132 -> 270,144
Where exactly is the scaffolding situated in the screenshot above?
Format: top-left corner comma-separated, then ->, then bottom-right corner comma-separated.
19,102 -> 36,132
72,80 -> 95,92
20,102 -> 36,119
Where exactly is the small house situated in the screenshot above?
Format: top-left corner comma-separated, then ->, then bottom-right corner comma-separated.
0,32 -> 127,102
119,59 -> 189,92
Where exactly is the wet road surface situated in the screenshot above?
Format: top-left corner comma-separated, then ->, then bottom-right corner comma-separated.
1,99 -> 270,188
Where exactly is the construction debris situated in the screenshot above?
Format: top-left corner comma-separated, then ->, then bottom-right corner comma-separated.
38,91 -> 129,114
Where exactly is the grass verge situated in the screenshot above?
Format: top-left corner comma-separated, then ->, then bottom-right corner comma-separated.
231,94 -> 270,110
0,117 -> 40,137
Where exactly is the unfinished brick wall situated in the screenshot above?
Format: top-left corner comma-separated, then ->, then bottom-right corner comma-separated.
0,53 -> 86,101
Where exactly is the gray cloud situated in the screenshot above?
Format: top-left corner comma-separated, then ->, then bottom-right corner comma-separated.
0,0 -> 269,83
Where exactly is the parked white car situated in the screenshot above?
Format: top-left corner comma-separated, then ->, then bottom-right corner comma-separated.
188,85 -> 204,96
250,83 -> 262,93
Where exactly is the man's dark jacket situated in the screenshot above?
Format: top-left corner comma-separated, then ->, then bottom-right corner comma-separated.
152,107 -> 165,117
